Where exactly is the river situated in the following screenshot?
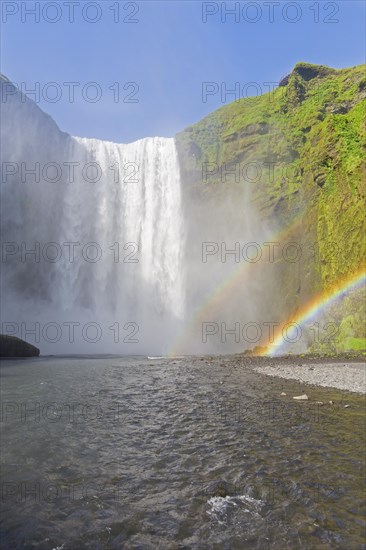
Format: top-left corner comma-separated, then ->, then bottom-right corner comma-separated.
1,356 -> 365,549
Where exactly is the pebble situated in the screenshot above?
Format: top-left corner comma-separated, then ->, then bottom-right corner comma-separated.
251,362 -> 366,394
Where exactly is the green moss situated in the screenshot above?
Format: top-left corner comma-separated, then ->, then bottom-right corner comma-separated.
341,337 -> 366,351
176,63 -> 366,352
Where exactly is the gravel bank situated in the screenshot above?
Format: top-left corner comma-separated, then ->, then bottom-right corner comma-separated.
251,362 -> 366,394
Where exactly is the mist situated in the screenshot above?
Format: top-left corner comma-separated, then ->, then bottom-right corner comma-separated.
1,78 -> 279,355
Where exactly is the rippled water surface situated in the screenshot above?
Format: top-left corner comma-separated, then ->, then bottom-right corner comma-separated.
1,356 -> 365,549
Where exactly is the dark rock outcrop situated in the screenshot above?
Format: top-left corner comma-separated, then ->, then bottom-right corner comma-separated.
279,73 -> 291,87
280,63 -> 334,87
0,335 -> 40,357
292,62 -> 334,81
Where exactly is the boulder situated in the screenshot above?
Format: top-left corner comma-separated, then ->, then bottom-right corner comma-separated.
0,335 -> 40,357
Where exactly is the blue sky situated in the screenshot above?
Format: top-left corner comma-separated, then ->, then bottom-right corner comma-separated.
1,0 -> 365,142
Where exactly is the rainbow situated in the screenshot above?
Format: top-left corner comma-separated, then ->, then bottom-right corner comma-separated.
167,213 -> 306,356
260,267 -> 366,356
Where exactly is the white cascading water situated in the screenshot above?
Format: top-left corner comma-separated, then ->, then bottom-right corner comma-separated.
1,133 -> 185,354
67,136 -> 185,320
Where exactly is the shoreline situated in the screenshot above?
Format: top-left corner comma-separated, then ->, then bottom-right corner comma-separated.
1,352 -> 365,394
249,360 -> 366,394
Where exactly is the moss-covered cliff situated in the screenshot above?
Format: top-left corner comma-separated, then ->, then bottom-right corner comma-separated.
176,62 -> 366,351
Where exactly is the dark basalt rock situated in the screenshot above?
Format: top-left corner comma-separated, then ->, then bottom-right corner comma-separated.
0,335 -> 40,357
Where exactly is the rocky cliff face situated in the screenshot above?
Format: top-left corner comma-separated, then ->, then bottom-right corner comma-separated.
176,63 -> 366,351
0,74 -> 73,311
0,74 -> 69,159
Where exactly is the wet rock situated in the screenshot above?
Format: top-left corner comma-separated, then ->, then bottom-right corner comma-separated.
0,335 -> 40,357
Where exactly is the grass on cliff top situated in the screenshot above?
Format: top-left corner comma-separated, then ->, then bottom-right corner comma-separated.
176,62 -> 366,305
179,63 -> 366,170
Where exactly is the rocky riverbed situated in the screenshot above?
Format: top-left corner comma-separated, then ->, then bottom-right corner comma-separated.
244,355 -> 366,394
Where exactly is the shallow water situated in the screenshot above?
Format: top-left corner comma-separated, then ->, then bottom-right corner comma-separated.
0,356 -> 365,549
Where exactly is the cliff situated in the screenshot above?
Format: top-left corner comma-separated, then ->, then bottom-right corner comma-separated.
176,62 -> 366,351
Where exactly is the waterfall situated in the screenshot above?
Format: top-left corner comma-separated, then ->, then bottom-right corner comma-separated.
1,80 -> 275,355
67,136 -> 185,320
1,133 -> 186,354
